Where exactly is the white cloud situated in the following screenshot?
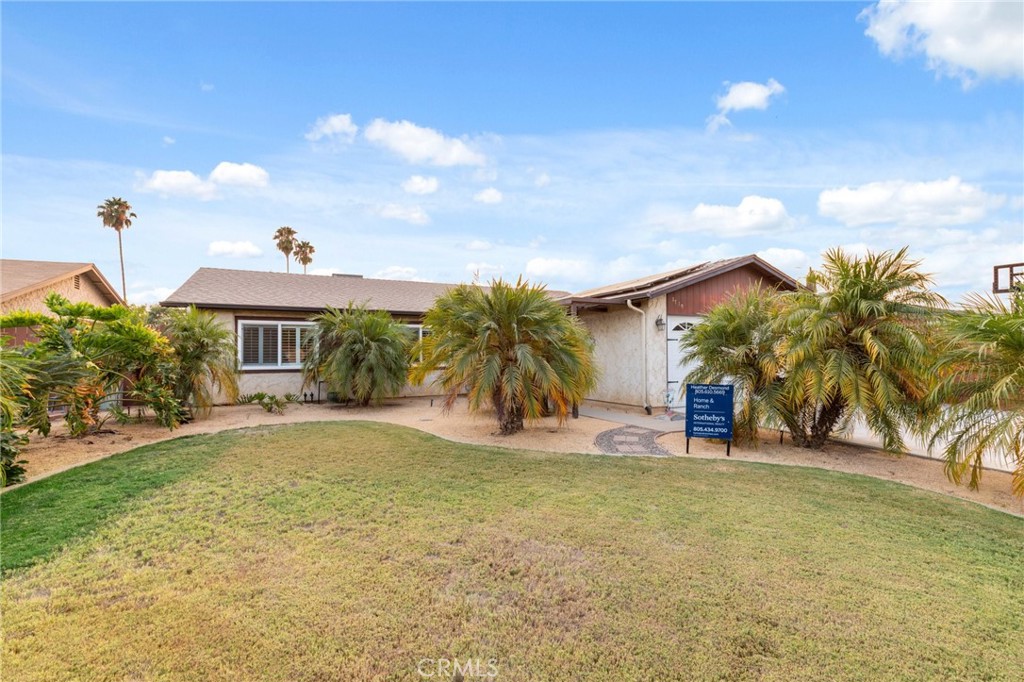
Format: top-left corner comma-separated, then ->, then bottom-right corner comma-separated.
528,235 -> 548,249
818,176 -> 1003,227
378,203 -> 431,225
465,239 -> 492,251
305,113 -> 359,143
717,78 -> 786,113
661,244 -> 740,272
706,78 -> 785,132
374,265 -> 419,280
604,255 -> 648,282
534,172 -> 551,187
131,287 -> 175,305
162,136 -> 175,146
199,81 -> 215,92
208,161 -> 269,187
474,187 -> 503,204
139,170 -> 217,200
401,175 -> 439,195
647,195 -> 792,235
207,240 -> 263,258
364,118 -> 486,166
525,257 -> 592,282
861,0 -> 1024,86
756,247 -> 811,276
916,234 -> 1023,291
139,161 -> 270,199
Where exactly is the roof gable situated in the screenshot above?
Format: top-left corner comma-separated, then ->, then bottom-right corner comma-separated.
0,259 -> 122,305
562,255 -> 800,305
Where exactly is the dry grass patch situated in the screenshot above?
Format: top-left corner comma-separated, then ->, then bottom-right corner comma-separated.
2,422 -> 1023,681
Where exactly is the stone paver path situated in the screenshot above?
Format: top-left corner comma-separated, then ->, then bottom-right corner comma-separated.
594,425 -> 672,457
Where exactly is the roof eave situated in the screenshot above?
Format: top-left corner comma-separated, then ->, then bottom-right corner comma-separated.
159,300 -> 429,317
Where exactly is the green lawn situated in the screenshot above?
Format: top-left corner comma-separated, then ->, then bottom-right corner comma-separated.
2,422 -> 1022,681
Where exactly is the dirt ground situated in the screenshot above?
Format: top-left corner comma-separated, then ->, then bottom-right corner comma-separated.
8,398 -> 1022,517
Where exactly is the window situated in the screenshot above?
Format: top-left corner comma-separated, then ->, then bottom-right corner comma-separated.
405,324 -> 430,362
237,320 -> 314,369
405,324 -> 429,343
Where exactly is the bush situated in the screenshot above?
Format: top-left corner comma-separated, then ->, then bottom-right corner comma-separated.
1,429 -> 28,487
258,394 -> 287,414
303,305 -> 411,407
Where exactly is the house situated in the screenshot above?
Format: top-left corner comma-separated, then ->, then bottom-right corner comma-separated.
162,256 -> 798,408
559,255 -> 800,412
160,268 -> 505,400
1,259 -> 124,344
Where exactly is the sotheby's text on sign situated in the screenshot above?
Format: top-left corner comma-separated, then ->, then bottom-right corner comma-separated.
685,384 -> 734,440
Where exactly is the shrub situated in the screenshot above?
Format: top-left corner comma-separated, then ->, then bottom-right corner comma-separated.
1,429 -> 28,487
410,278 -> 597,435
303,305 -> 412,407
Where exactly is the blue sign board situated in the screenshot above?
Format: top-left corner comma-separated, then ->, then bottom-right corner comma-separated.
685,384 -> 734,440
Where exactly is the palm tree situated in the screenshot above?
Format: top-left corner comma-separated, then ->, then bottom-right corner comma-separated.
162,306 -> 239,418
96,197 -> 136,301
410,278 -> 598,435
303,305 -> 411,406
776,247 -> 945,449
927,293 -> 1024,495
274,226 -> 298,273
0,340 -> 34,486
294,240 -> 315,274
680,285 -> 785,445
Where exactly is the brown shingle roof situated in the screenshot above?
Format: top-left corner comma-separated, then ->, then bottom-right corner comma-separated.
561,254 -> 799,305
162,268 -> 570,315
0,259 -> 122,304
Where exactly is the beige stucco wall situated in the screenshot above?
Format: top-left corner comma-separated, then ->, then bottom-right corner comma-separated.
1,275 -> 114,315
578,295 -> 668,410
200,307 -> 444,405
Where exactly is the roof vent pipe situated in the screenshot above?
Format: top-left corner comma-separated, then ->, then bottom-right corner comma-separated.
626,298 -> 652,414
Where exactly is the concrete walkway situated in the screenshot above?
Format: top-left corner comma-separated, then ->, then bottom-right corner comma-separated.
578,405 -> 688,433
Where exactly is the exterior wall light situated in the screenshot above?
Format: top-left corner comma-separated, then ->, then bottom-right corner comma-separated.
654,314 -> 666,331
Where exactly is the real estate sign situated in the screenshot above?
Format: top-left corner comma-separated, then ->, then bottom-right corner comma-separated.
685,384 -> 734,455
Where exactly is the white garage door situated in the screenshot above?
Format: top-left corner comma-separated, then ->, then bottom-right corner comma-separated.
666,315 -> 702,409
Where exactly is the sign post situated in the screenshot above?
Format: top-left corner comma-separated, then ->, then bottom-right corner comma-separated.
685,384 -> 735,456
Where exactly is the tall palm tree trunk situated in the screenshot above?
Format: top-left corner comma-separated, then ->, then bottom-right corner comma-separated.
117,230 -> 127,302
285,253 -> 290,273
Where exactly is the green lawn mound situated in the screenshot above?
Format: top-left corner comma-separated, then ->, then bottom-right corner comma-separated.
3,422 -> 1022,681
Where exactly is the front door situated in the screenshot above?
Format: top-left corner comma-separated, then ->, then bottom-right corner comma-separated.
666,316 -> 701,409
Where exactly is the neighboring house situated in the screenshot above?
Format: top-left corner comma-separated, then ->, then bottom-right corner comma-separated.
1,259 -> 124,344
160,268 -> 504,401
559,255 -> 800,412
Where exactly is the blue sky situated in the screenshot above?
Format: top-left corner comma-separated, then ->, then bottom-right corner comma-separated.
3,1 -> 1022,303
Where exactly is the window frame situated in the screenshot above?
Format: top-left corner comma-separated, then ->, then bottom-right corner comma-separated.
236,319 -> 315,371
404,323 -> 431,363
